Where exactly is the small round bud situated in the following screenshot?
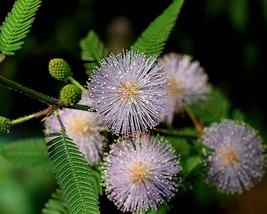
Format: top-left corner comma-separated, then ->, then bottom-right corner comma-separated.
60,84 -> 82,106
0,116 -> 11,136
48,58 -> 72,81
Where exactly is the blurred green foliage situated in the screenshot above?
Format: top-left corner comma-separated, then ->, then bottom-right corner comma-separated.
1,0 -> 267,213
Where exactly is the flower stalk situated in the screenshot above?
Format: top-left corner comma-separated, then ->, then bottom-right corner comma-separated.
184,103 -> 204,132
0,74 -> 56,104
10,107 -> 54,125
68,76 -> 90,95
153,127 -> 199,138
0,74 -> 90,112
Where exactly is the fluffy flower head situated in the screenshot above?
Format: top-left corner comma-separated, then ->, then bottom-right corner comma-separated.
158,53 -> 210,126
44,95 -> 106,164
87,49 -> 169,136
102,133 -> 181,213
201,119 -> 266,194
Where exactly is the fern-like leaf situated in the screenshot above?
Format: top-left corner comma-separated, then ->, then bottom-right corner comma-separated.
80,30 -> 109,75
42,188 -> 68,214
132,0 -> 184,57
90,165 -> 103,196
0,137 -> 51,171
230,108 -> 246,121
189,87 -> 231,125
46,132 -> 100,214
163,130 -> 206,195
0,0 -> 42,55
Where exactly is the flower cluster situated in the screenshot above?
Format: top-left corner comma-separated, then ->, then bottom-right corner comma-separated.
2,1 -> 267,213
201,119 -> 266,194
44,48 -> 266,213
44,94 -> 106,164
102,133 -> 181,213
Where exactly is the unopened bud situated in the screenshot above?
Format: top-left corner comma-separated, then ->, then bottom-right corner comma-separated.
48,58 -> 72,81
60,84 -> 82,106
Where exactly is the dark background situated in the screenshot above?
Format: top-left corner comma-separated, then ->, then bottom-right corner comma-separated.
0,0 -> 267,213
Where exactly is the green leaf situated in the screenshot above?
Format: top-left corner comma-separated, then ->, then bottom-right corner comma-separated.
162,129 -> 206,194
228,0 -> 249,33
90,165 -> 103,196
0,0 -> 42,55
189,87 -> 231,125
42,188 -> 68,214
80,30 -> 109,76
161,127 -> 199,156
230,108 -> 246,121
182,156 -> 202,177
132,0 -> 184,57
46,132 -> 100,214
0,137 -> 51,171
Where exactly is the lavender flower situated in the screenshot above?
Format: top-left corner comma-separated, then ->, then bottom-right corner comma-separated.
87,49 -> 169,136
158,53 -> 210,126
44,94 -> 106,164
102,133 -> 181,213
201,119 -> 266,194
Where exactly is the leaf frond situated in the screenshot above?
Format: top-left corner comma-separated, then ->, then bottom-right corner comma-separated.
46,132 -> 100,214
42,188 -> 68,214
80,30 -> 109,76
0,137 -> 51,171
132,0 -> 184,57
189,87 -> 231,125
0,0 -> 42,55
230,108 -> 246,121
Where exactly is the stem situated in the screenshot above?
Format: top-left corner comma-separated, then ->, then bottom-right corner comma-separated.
184,103 -> 204,132
0,74 -> 92,128
0,74 -> 57,104
54,109 -> 66,133
0,74 -> 91,112
153,128 -> 199,139
68,76 -> 90,95
10,107 -> 53,125
65,103 -> 91,111
9,103 -> 90,127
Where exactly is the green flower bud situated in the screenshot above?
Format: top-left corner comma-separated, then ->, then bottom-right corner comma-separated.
0,116 -> 11,136
48,58 -> 72,81
60,84 -> 82,106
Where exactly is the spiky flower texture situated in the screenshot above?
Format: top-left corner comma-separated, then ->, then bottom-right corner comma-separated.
102,133 -> 181,213
44,95 -> 106,164
87,49 -> 169,136
158,53 -> 210,126
201,119 -> 266,194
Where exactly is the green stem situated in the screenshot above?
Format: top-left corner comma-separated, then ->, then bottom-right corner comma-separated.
10,107 -> 53,125
65,103 -> 91,111
9,103 -> 90,127
153,128 -> 199,139
54,109 -> 66,133
0,74 -> 57,104
0,74 -> 91,111
68,76 -> 90,95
